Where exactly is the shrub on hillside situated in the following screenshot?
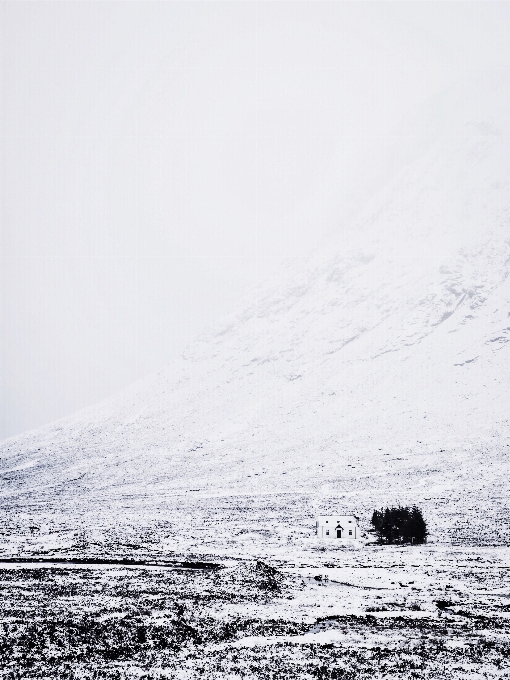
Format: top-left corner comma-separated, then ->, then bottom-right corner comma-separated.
371,506 -> 427,544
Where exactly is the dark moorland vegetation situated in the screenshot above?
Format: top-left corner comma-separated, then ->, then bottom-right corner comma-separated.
0,559 -> 509,679
371,506 -> 427,544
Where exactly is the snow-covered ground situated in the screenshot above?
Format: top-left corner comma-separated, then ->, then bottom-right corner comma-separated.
0,543 -> 509,678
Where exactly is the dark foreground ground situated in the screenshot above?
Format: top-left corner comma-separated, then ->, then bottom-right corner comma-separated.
0,556 -> 509,680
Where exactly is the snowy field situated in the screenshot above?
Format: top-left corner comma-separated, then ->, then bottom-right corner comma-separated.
0,538 -> 509,679
1,503 -> 510,679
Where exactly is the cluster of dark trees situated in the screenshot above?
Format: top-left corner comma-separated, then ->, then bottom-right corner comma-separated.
371,505 -> 427,544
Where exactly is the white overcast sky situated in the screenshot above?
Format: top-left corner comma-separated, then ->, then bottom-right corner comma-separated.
2,1 -> 510,439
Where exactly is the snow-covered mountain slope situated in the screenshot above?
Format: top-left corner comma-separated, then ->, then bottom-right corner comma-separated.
2,80 -> 510,546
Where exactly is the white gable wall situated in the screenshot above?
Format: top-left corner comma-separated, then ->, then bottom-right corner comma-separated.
316,515 -> 359,539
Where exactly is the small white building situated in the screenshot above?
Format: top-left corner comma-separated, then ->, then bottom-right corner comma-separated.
316,515 -> 359,539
